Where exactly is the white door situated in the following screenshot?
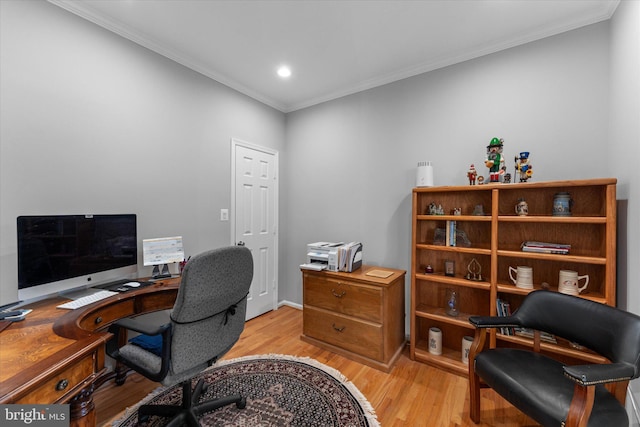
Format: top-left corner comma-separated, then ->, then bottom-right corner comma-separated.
231,139 -> 278,320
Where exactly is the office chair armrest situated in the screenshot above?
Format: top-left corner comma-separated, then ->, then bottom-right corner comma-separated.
106,319 -> 173,382
563,363 -> 635,386
111,317 -> 171,337
469,315 -> 520,329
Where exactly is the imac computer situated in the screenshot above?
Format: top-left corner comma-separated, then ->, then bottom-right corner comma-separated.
17,214 -> 138,302
142,236 -> 184,279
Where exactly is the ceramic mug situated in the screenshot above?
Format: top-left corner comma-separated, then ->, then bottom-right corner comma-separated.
508,266 -> 533,289
461,335 -> 474,365
429,327 -> 442,355
558,270 -> 589,295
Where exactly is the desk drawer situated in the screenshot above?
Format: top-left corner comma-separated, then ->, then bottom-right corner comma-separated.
303,306 -> 383,361
79,300 -> 136,331
16,355 -> 95,404
304,276 -> 382,322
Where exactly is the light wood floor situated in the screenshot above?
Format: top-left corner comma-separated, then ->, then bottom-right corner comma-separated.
94,306 -> 537,426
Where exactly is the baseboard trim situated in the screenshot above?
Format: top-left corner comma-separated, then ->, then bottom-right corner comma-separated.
278,300 -> 302,310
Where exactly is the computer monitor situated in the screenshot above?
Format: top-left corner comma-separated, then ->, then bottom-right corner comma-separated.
142,236 -> 184,279
17,214 -> 138,301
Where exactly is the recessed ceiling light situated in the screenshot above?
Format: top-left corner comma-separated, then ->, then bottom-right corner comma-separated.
277,66 -> 292,78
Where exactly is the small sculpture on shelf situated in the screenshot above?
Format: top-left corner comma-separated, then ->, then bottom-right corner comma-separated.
515,151 -> 533,182
428,202 -> 445,215
451,207 -> 462,216
465,258 -> 483,281
446,289 -> 459,317
472,204 -> 485,216
515,198 -> 529,216
484,137 -> 506,183
425,264 -> 434,274
467,164 -> 478,185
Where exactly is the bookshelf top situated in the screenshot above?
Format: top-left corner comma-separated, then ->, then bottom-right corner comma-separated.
413,178 -> 617,193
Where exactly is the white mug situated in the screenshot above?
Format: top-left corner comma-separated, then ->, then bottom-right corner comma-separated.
461,335 -> 474,365
429,327 -> 442,355
558,270 -> 589,295
508,266 -> 533,289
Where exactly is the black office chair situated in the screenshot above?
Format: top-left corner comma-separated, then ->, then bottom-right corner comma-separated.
107,246 -> 253,427
468,290 -> 640,427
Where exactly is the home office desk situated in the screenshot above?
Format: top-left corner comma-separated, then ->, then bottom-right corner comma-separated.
0,277 -> 180,427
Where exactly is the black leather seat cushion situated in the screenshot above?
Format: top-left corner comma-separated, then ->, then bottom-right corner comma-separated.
475,349 -> 628,427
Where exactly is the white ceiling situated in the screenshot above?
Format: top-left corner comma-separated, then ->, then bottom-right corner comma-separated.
50,0 -> 619,113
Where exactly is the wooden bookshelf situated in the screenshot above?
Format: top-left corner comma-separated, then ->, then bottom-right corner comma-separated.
410,178 -> 617,376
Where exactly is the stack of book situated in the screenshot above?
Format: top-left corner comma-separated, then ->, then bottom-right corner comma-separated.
496,297 -> 557,343
496,298 -> 514,336
521,241 -> 571,255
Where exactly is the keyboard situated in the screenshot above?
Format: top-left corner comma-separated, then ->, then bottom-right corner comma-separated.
57,290 -> 118,310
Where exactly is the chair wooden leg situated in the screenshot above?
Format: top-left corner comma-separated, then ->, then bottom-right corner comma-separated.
469,370 -> 482,423
564,384 -> 595,427
468,327 -> 487,424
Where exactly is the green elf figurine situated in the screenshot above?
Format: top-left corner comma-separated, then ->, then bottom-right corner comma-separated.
485,137 -> 506,182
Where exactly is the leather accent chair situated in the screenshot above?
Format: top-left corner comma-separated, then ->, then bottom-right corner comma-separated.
468,290 -> 640,427
107,246 -> 253,427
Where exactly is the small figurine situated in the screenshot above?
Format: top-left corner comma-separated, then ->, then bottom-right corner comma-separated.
477,176 -> 485,185
465,258 -> 483,281
503,173 -> 512,184
485,137 -> 506,183
451,207 -> 462,216
425,264 -> 434,274
515,198 -> 529,216
515,152 -> 533,182
428,202 -> 437,215
472,204 -> 485,216
467,164 -> 477,185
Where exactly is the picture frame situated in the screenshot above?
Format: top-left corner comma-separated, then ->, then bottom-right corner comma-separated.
444,260 -> 455,277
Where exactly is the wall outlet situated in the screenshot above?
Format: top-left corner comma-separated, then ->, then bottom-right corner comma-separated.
220,209 -> 229,221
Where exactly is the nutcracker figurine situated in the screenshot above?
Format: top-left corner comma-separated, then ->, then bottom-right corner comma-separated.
515,151 -> 533,182
485,137 -> 506,182
467,164 -> 478,185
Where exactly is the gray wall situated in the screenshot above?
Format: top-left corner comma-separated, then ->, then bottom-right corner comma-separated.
0,0 -> 285,305
608,1 -> 640,423
283,21 -> 613,313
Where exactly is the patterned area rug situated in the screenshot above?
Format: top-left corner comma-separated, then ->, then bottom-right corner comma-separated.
114,354 -> 379,427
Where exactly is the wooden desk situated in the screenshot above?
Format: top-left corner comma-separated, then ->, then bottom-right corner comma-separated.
0,278 -> 180,427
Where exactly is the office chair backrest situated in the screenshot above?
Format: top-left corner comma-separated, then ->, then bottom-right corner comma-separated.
512,290 -> 640,378
168,246 -> 253,379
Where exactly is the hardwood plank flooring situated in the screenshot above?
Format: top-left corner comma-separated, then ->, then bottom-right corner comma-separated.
94,306 -> 537,426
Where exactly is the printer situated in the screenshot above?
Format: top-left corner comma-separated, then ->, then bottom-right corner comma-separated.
304,241 -> 363,272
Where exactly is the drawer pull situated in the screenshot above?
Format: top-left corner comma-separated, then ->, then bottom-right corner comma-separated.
332,323 -> 346,332
331,289 -> 346,298
94,316 -> 103,325
56,379 -> 69,391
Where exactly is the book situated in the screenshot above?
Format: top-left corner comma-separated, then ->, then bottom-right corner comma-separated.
521,241 -> 570,254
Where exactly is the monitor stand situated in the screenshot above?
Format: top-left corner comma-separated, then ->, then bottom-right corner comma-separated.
151,264 -> 172,279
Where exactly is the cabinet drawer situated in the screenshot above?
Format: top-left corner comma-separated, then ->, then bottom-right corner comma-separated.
16,355 -> 95,404
303,306 -> 383,361
304,276 -> 382,322
79,300 -> 135,331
